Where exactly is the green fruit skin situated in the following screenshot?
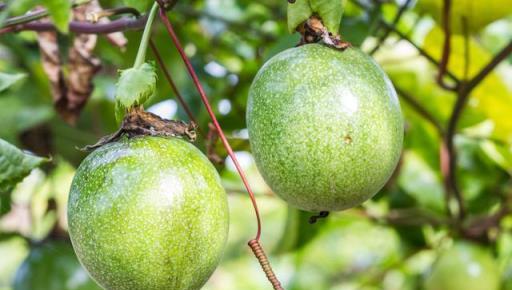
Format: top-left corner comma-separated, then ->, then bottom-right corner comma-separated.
425,242 -> 501,290
247,44 -> 403,212
68,137 -> 229,290
13,241 -> 102,290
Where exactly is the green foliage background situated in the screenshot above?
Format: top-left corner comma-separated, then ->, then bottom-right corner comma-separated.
0,0 -> 511,289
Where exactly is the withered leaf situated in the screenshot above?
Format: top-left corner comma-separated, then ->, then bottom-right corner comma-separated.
37,29 -> 67,110
37,0 -> 128,124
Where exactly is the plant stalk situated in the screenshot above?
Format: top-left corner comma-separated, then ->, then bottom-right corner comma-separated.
133,2 -> 158,68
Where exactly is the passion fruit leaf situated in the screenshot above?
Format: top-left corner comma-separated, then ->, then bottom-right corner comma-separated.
41,0 -> 71,33
114,62 -> 157,121
398,151 -> 445,213
480,140 -> 512,175
287,0 -> 313,33
0,138 -> 48,193
309,0 -> 346,35
0,96 -> 54,143
0,72 -> 26,93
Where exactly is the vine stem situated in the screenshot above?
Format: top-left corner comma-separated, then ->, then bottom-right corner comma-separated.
156,5 -> 284,289
369,0 -> 412,55
437,0 -> 457,91
156,6 -> 262,241
350,0 -> 460,84
0,16 -> 147,35
133,2 -> 159,68
149,39 -> 198,126
1,0 -> 91,27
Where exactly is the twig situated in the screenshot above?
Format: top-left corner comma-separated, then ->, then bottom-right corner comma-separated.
351,0 -> 460,84
369,0 -> 412,55
439,9 -> 467,219
1,0 -> 91,28
462,17 -> 470,81
396,87 -> 444,135
464,40 -> 512,93
443,98 -> 467,221
157,5 -> 283,289
437,0 -> 458,91
86,7 -> 141,22
2,8 -> 48,27
356,207 -> 449,227
158,6 -> 263,241
0,15 -> 147,35
443,40 -> 512,221
464,204 -> 510,241
149,39 -> 198,126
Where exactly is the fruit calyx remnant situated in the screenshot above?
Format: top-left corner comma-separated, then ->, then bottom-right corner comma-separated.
297,16 -> 351,50
82,107 -> 197,151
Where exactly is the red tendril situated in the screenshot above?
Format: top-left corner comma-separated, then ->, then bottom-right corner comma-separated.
157,6 -> 262,240
156,5 -> 285,289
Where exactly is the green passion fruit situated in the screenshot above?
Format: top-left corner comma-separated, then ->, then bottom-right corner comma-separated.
68,136 -> 229,290
424,241 -> 501,290
247,43 -> 403,212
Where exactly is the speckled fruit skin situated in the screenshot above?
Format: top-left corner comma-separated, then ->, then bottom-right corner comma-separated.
424,242 -> 500,290
247,44 -> 403,212
68,136 -> 229,290
13,241 -> 101,290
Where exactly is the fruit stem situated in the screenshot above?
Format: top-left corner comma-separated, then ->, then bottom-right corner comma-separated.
133,2 -> 158,68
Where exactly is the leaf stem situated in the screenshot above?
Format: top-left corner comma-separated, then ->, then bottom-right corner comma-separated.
133,2 -> 158,68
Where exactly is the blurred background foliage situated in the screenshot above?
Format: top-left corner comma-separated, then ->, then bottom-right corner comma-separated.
0,0 -> 511,289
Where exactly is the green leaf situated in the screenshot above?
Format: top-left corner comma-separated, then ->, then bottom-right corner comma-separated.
287,0 -> 313,33
310,0 -> 346,34
122,0 -> 152,12
0,194 -> 11,217
0,72 -> 26,93
288,0 -> 346,34
115,62 -> 157,121
398,151 -> 445,213
0,96 -> 54,143
479,140 -> 512,176
42,0 -> 71,33
0,138 -> 48,193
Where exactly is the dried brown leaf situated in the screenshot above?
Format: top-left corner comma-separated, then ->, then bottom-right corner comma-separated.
36,1 -> 129,124
37,29 -> 67,107
79,1 -> 128,48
